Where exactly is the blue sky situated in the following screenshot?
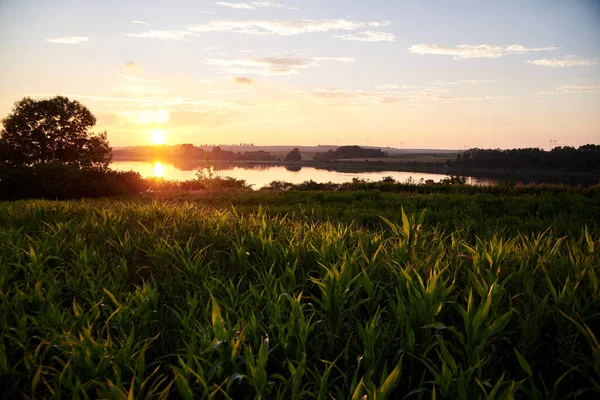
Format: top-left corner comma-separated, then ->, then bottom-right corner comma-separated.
0,0 -> 598,148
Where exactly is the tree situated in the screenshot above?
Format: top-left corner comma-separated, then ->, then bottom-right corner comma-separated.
284,148 -> 302,162
0,96 -> 112,169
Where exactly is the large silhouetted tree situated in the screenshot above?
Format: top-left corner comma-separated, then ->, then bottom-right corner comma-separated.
0,96 -> 112,169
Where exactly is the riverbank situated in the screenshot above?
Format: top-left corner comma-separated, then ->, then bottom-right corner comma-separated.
112,156 -> 600,185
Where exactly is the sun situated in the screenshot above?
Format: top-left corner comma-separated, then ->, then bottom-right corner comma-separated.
150,130 -> 166,145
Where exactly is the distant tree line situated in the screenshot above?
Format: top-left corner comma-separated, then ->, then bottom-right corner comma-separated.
455,145 -> 600,171
197,143 -> 255,147
313,145 -> 387,162
113,144 -> 276,162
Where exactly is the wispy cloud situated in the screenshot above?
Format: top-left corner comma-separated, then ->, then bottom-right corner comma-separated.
408,43 -> 557,59
538,84 -> 600,95
373,84 -> 421,90
334,31 -> 395,42
233,77 -> 253,84
216,2 -> 255,9
428,79 -> 493,85
114,83 -> 170,97
45,36 -> 89,44
215,2 -> 299,10
131,20 -> 148,25
206,89 -> 252,94
187,19 -> 389,36
207,56 -> 353,76
123,75 -> 154,84
308,84 -> 510,107
27,93 -> 251,110
526,55 -> 598,67
127,29 -> 198,40
121,109 -> 170,124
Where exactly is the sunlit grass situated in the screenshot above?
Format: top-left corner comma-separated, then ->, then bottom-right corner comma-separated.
0,199 -> 598,398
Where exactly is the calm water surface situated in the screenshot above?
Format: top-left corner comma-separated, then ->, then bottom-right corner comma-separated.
111,160 -> 493,189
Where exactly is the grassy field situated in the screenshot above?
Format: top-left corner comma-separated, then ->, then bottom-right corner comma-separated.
1,190 -> 599,398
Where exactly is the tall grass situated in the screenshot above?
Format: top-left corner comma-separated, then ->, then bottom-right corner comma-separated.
0,199 -> 598,398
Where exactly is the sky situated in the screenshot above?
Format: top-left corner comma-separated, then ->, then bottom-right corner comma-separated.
0,0 -> 599,149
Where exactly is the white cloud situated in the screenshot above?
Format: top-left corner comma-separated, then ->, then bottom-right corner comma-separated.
197,79 -> 215,83
526,55 -> 598,67
408,43 -> 558,59
187,19 -> 390,36
334,31 -> 395,42
207,56 -> 353,76
215,2 -> 299,10
216,2 -> 255,9
538,84 -> 600,95
45,36 -> 89,44
127,29 -> 197,40
131,20 -> 149,25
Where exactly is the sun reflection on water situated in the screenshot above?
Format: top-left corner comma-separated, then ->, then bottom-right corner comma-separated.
110,160 -> 494,187
153,161 -> 164,178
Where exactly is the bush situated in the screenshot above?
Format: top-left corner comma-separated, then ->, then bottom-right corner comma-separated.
0,164 -> 145,200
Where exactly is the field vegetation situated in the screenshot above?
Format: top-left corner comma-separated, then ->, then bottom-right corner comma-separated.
1,189 -> 599,398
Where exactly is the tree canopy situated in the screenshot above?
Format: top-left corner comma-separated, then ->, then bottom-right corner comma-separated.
0,96 -> 112,169
284,148 -> 302,162
313,145 -> 386,161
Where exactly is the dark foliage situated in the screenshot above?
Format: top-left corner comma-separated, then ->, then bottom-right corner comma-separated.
455,145 -> 600,171
0,164 -> 253,200
113,144 -> 276,162
313,145 -> 387,161
284,147 -> 302,162
0,164 -> 144,200
0,96 -> 112,169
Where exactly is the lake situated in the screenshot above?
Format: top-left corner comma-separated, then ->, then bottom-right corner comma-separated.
111,160 -> 494,188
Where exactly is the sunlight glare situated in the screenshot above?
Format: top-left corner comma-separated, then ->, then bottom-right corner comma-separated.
150,130 -> 166,145
153,161 -> 164,178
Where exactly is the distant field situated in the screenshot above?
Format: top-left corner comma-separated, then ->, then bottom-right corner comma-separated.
386,153 -> 458,162
1,189 -> 599,398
